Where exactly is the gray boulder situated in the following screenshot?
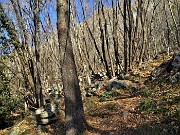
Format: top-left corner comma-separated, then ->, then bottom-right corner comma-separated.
107,79 -> 128,91
171,52 -> 180,68
150,52 -> 180,80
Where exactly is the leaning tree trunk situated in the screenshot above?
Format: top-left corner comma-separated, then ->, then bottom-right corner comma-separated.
56,0 -> 88,134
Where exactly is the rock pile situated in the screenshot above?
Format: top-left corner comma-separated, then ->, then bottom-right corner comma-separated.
34,102 -> 58,125
150,52 -> 180,83
34,84 -> 64,125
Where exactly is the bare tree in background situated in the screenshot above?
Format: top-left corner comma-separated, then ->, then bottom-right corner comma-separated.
123,0 -> 128,73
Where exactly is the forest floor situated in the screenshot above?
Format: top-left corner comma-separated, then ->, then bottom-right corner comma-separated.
0,54 -> 179,135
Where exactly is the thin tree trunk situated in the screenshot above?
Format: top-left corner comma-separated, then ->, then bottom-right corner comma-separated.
132,0 -> 141,65
98,0 -> 111,78
101,1 -> 114,77
123,0 -> 128,74
112,0 -> 121,76
33,0 -> 44,107
167,0 -> 180,47
80,0 -> 104,66
127,0 -> 133,69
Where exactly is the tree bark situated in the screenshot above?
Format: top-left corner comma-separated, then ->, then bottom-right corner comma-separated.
56,0 -> 88,134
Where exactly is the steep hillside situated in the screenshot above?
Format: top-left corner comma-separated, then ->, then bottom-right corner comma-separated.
0,53 -> 179,135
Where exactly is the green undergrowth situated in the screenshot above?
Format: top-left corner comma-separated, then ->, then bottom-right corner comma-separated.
138,82 -> 180,135
99,89 -> 132,102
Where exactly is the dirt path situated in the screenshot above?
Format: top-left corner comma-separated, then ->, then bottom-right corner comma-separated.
84,96 -> 142,135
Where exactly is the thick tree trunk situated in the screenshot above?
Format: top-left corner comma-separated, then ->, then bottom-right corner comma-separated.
56,0 -> 88,134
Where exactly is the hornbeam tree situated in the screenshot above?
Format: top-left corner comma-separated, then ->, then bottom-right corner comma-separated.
56,0 -> 88,134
